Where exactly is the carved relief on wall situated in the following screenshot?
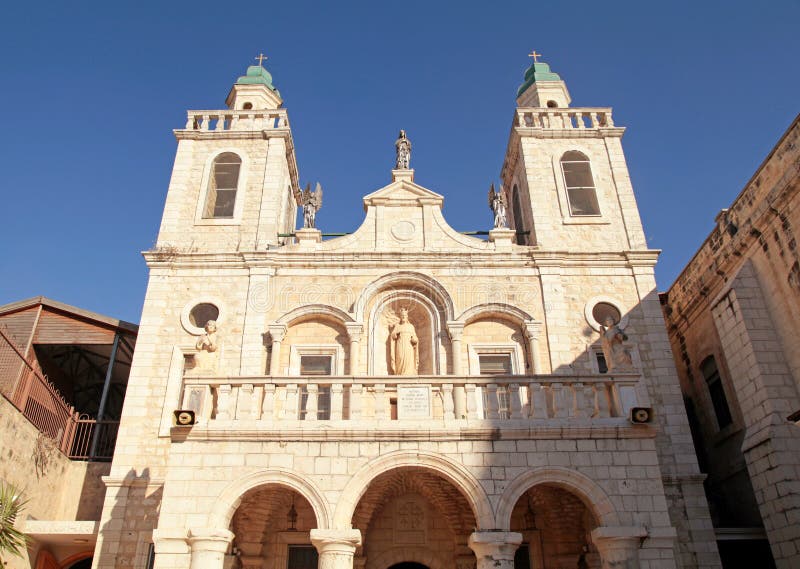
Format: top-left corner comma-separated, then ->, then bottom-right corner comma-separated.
393,495 -> 427,544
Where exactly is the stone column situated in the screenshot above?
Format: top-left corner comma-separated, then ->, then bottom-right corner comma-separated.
345,323 -> 364,375
187,528 -> 234,569
590,527 -> 646,569
523,321 -> 543,374
446,321 -> 465,375
468,531 -> 522,569
310,529 -> 362,569
268,323 -> 287,376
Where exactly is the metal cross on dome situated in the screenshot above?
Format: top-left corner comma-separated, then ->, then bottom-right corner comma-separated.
255,53 -> 268,66
528,50 -> 542,63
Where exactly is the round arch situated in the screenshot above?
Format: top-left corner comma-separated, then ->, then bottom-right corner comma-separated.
457,303 -> 535,326
333,450 -> 493,530
353,272 -> 455,322
210,468 -> 332,530
496,466 -> 620,529
371,547 -> 448,569
60,552 -> 93,569
276,304 -> 355,326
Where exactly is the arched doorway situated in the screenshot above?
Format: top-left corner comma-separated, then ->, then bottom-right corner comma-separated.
64,558 -> 92,569
230,485 -> 320,569
509,484 -> 599,569
353,467 -> 476,569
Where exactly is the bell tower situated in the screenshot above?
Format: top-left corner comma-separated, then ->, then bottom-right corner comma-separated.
154,58 -> 300,253
500,54 -> 647,252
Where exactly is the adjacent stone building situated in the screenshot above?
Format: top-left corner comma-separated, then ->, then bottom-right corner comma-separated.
661,114 -> 800,569
90,58 -> 723,569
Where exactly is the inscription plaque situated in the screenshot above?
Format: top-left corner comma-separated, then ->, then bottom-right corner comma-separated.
397,385 -> 431,419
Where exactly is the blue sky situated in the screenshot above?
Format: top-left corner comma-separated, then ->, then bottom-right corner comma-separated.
1,0 -> 798,324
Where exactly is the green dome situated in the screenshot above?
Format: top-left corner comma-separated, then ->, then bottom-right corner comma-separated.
236,65 -> 280,95
516,61 -> 561,98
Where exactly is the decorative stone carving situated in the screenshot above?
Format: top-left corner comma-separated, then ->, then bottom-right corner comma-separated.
389,307 -> 419,375
395,130 -> 412,169
301,182 -> 323,229
488,183 -> 508,229
599,317 -> 633,371
194,320 -> 219,371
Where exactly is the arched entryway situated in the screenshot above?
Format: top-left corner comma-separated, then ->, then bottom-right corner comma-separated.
352,466 -> 477,569
229,484 -> 321,569
509,484 -> 599,569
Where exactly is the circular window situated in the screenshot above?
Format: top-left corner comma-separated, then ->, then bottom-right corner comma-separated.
592,302 -> 621,327
189,303 -> 219,329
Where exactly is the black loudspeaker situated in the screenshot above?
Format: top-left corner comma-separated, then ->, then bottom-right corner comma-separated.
174,409 -> 196,426
630,407 -> 653,424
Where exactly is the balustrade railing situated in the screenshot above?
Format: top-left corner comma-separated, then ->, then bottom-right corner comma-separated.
515,108 -> 614,130
183,109 -> 290,132
180,374 -> 641,426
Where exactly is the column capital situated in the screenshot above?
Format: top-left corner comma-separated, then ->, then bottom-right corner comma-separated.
268,323 -> 287,343
590,526 -> 646,569
345,322 -> 364,342
523,320 -> 543,339
447,320 -> 465,341
310,528 -> 362,553
468,531 -> 522,569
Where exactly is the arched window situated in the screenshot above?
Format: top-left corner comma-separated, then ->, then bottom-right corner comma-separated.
511,184 -> 527,245
560,151 -> 600,216
203,152 -> 242,218
701,355 -> 732,429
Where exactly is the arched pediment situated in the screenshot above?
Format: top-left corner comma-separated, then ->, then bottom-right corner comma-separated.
354,272 -> 455,322
457,303 -> 535,325
276,303 -> 354,325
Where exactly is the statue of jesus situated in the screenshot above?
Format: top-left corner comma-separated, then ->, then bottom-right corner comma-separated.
390,308 -> 419,375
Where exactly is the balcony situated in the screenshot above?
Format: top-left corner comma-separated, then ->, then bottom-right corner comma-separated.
181,109 -> 290,132
178,373 -> 645,437
515,107 -> 616,131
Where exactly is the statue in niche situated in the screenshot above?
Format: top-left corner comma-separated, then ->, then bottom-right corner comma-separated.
390,307 -> 419,375
301,182 -> 323,229
487,183 -> 508,229
395,130 -> 412,169
599,316 -> 633,371
194,320 -> 219,371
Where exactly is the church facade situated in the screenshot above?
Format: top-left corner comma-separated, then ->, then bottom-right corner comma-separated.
93,59 -> 722,569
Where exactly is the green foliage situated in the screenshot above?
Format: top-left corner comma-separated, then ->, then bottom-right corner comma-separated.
0,483 -> 28,560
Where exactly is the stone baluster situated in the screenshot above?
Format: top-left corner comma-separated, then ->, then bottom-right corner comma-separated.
262,384 -> 275,421
576,112 -> 586,129
238,383 -> 254,420
465,384 -> 478,420
310,529 -> 362,569
516,111 -> 525,127
374,384 -> 387,420
216,384 -> 232,420
215,114 -> 226,131
468,531 -> 522,569
509,383 -> 522,419
230,113 -> 239,130
590,112 -> 600,128
530,382 -> 548,419
596,383 -> 612,418
331,383 -> 343,420
591,527 -> 646,569
442,384 -> 455,420
305,384 -> 319,421
187,528 -> 234,569
285,384 -> 299,420
551,383 -> 568,418
523,321 -> 544,374
268,324 -> 287,376
605,112 -> 614,127
345,323 -> 364,375
185,114 -> 195,129
350,384 -> 362,420
453,385 -> 467,419
582,383 -> 597,418
573,382 -> 586,417
447,321 -> 465,375
486,384 -> 500,420
201,114 -> 210,131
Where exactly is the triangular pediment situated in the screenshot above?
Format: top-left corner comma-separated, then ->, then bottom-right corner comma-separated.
362,177 -> 444,209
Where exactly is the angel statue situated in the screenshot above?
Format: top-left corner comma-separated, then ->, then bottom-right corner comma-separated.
599,316 -> 633,371
488,183 -> 508,229
395,130 -> 412,169
389,307 -> 419,376
301,182 -> 323,229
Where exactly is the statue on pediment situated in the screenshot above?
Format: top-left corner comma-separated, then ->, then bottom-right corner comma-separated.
395,130 -> 412,169
488,183 -> 508,229
301,182 -> 323,229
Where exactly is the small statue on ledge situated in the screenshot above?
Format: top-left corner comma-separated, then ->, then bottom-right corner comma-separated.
599,316 -> 633,371
194,320 -> 219,372
488,183 -> 508,229
395,130 -> 412,169
301,182 -> 323,229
